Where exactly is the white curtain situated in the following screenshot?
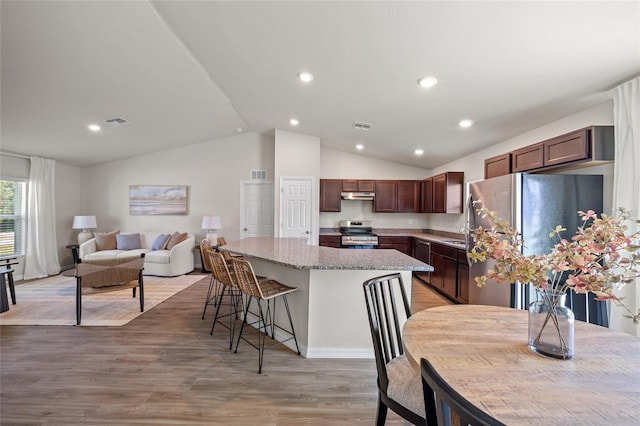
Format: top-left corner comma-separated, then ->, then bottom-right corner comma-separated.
611,77 -> 640,336
23,156 -> 60,279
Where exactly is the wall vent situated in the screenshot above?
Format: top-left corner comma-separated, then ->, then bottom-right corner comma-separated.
251,170 -> 267,180
353,121 -> 372,131
106,117 -> 128,126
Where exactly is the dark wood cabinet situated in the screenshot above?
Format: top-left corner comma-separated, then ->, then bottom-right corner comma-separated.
430,243 -> 458,300
508,126 -> 613,174
430,172 -> 464,214
420,178 -> 433,213
374,180 -> 397,212
319,235 -> 341,248
413,238 -> 431,283
428,242 -> 468,303
484,153 -> 511,179
543,128 -> 589,167
396,180 -> 420,212
511,143 -> 544,173
457,250 -> 469,303
320,179 -> 342,212
378,236 -> 411,255
342,179 -> 374,192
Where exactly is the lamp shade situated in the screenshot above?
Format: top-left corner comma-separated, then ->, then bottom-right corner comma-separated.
72,215 -> 97,230
201,215 -> 222,230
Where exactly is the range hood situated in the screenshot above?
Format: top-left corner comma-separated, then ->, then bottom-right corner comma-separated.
341,191 -> 375,201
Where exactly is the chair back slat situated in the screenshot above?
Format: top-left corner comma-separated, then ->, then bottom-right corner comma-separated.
421,358 -> 505,426
363,273 -> 411,391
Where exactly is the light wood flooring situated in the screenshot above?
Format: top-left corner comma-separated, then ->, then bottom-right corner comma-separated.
0,273 -> 451,425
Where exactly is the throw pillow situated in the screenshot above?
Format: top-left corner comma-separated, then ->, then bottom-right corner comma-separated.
116,233 -> 141,250
151,234 -> 171,251
166,232 -> 188,250
95,230 -> 119,251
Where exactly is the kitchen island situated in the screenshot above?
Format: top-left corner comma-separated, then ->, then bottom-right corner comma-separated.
219,237 -> 432,358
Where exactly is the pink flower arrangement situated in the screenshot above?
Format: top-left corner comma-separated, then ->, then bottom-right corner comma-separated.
468,201 -> 640,323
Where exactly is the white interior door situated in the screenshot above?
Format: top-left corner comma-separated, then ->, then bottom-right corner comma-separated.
280,177 -> 313,240
240,181 -> 274,239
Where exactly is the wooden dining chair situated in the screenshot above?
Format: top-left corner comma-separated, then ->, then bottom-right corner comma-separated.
420,358 -> 505,426
363,273 -> 431,426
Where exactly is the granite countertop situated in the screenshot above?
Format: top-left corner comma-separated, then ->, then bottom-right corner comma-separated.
219,237 -> 432,271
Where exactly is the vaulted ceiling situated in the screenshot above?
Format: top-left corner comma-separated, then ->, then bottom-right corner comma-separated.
2,1 -> 639,168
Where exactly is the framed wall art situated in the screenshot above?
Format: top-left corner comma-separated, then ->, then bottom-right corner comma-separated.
129,185 -> 188,215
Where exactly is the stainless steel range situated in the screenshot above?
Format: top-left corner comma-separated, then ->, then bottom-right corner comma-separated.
339,220 -> 378,248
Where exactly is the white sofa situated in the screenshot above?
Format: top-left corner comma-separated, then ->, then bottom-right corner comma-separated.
78,232 -> 195,277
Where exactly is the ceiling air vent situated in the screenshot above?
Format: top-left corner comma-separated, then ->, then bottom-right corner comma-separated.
251,170 -> 267,180
353,121 -> 372,131
106,117 -> 128,126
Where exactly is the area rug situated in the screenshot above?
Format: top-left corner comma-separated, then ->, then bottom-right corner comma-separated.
0,273 -> 204,326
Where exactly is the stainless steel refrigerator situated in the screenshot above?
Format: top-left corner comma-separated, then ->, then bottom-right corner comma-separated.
466,173 -> 603,309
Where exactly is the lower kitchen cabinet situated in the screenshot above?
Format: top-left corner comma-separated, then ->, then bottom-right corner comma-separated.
378,236 -> 411,255
427,242 -> 467,303
319,235 -> 341,248
457,250 -> 469,303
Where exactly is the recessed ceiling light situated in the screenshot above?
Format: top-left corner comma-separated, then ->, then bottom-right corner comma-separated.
356,144 -> 364,150
88,124 -> 101,132
414,149 -> 424,156
235,127 -> 243,133
417,76 -> 438,89
289,118 -> 299,126
459,119 -> 474,128
298,71 -> 314,83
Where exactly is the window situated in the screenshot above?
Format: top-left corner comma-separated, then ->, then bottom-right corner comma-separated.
0,179 -> 27,256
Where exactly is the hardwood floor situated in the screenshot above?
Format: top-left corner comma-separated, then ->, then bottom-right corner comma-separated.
1,273 -> 451,425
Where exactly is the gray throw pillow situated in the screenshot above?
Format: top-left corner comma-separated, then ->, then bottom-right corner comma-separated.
116,233 -> 141,250
152,234 -> 170,251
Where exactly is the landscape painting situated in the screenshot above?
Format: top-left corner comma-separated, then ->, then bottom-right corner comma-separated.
129,185 -> 188,215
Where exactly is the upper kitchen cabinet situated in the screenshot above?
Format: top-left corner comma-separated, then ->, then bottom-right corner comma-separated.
512,143 -> 544,173
484,153 -> 512,179
320,179 -> 342,212
511,126 -> 614,173
423,172 -> 464,214
374,180 -> 397,212
397,180 -> 420,212
341,179 -> 375,192
374,180 -> 420,213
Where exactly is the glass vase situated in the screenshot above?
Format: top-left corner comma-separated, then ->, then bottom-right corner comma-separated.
528,289 -> 574,359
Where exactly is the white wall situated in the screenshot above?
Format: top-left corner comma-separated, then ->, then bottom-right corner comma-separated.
319,146 -> 432,229
274,129 -> 321,241
81,132 -> 275,247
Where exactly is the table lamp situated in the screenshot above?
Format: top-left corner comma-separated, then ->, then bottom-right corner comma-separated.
72,215 -> 97,245
201,215 -> 222,245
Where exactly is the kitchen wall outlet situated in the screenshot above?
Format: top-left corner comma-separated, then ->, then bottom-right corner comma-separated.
408,219 -> 413,225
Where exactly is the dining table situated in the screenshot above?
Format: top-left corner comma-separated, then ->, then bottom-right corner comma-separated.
402,304 -> 640,425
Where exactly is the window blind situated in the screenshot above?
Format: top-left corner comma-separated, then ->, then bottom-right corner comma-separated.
0,179 -> 27,256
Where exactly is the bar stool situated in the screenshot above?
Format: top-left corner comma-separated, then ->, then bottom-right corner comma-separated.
227,257 -> 300,374
200,239 -> 220,319
208,251 -> 243,349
